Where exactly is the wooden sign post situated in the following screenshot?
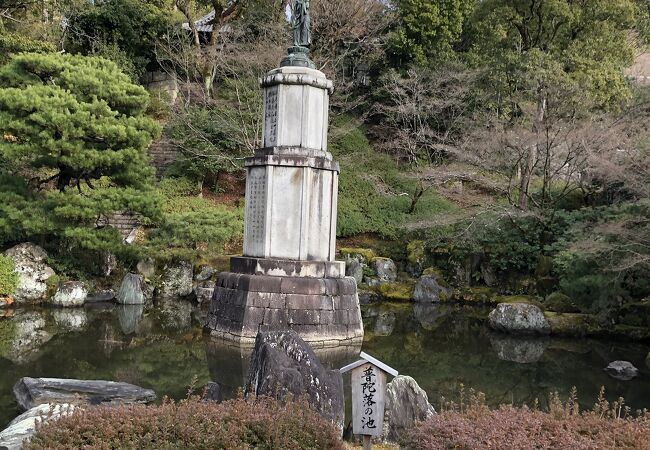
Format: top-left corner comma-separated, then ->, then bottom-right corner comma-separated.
340,352 -> 398,450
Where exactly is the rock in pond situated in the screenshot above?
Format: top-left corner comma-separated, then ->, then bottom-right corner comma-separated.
85,289 -> 116,303
382,375 -> 436,443
413,272 -> 450,303
490,334 -> 548,364
51,281 -> 88,307
488,303 -> 551,336
158,261 -> 193,298
245,330 -> 344,433
195,265 -> 215,282
4,243 -> 55,304
370,258 -> 397,283
116,273 -> 145,305
13,377 -> 157,411
345,259 -> 363,285
203,382 -> 223,403
0,403 -> 75,450
604,361 -> 639,381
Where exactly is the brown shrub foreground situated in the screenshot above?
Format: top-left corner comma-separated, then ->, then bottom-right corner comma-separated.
25,396 -> 344,450
403,388 -> 650,450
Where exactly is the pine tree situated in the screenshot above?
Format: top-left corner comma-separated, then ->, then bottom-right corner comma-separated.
0,52 -> 161,252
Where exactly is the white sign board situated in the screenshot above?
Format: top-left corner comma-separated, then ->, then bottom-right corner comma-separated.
351,362 -> 386,437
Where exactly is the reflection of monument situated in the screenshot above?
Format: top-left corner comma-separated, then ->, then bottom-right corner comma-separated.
205,3 -> 363,347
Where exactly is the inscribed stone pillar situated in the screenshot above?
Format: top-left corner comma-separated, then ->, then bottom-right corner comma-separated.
206,65 -> 363,347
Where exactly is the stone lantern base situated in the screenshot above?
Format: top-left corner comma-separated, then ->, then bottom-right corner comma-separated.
205,257 -> 363,347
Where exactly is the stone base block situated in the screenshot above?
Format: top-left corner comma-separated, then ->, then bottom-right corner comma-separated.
206,272 -> 363,347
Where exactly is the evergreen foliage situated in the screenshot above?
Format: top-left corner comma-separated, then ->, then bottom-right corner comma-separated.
0,52 -> 161,253
64,0 -> 173,81
388,0 -> 475,65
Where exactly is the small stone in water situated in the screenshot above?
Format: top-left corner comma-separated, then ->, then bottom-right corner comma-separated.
604,361 -> 639,381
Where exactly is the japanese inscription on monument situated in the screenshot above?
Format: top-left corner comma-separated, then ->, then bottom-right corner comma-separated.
351,362 -> 386,437
264,86 -> 278,146
245,169 -> 267,244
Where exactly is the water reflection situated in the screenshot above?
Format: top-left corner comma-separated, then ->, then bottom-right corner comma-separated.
361,303 -> 650,411
490,334 -> 548,364
205,338 -> 361,398
116,305 -> 144,335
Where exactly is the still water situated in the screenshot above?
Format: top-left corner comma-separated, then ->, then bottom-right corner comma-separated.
1,301 -> 649,428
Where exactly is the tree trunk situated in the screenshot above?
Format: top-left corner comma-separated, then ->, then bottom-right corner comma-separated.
518,92 -> 546,210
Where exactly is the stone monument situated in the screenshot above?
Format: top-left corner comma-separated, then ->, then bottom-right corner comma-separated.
206,2 -> 363,347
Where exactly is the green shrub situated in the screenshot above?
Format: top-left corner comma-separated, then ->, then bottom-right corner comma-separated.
0,254 -> 17,296
544,292 -> 580,314
331,115 -> 454,238
26,397 -> 344,450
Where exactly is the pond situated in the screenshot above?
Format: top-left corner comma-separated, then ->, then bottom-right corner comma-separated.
1,301 -> 650,429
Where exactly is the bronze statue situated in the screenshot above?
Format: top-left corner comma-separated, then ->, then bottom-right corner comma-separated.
291,0 -> 311,48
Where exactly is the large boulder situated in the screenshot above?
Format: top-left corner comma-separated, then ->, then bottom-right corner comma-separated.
412,272 -> 450,303
245,330 -> 344,432
382,375 -> 436,443
0,403 -> 75,450
13,377 -> 156,411
4,243 -> 55,304
488,303 -> 551,335
604,361 -> 639,381
370,258 -> 397,283
158,261 -> 193,298
116,273 -> 145,305
51,281 -> 88,307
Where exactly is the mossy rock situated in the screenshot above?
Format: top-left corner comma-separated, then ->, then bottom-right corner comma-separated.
373,281 -> 416,302
543,292 -> 580,313
495,295 -> 543,309
339,247 -> 376,264
421,267 -> 450,287
406,240 -> 426,266
45,274 -> 61,299
544,312 -> 601,337
455,287 -> 495,304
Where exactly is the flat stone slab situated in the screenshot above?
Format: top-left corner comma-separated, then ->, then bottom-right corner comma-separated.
13,377 -> 156,411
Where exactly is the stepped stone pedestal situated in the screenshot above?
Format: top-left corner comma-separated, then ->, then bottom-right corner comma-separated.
206,66 -> 363,347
